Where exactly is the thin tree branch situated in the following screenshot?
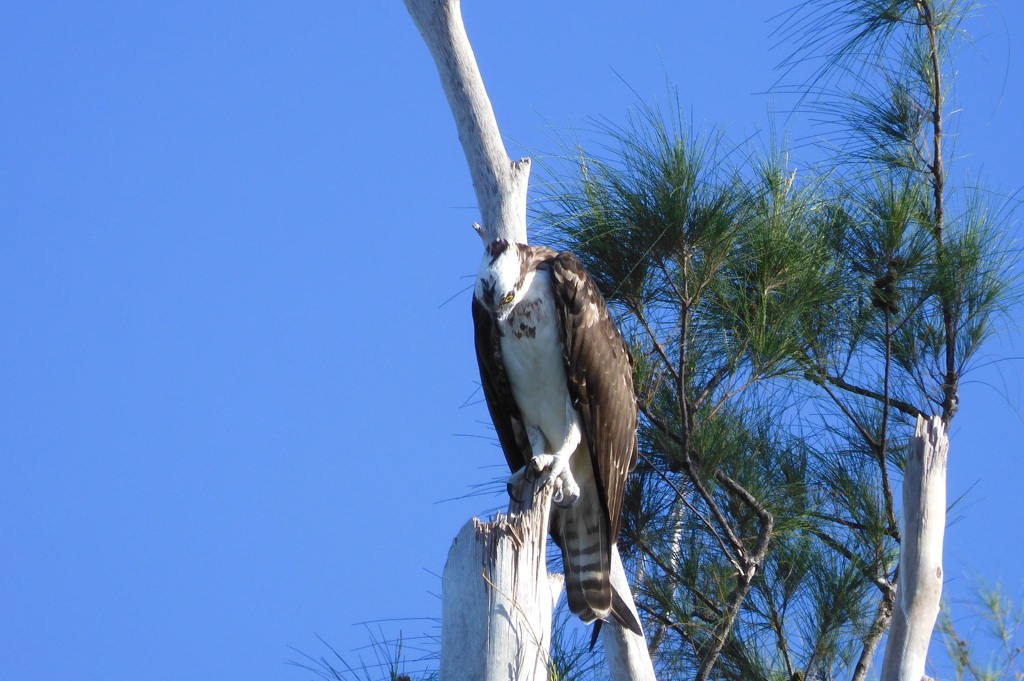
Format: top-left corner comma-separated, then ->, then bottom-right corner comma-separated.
635,536 -> 724,621
629,300 -> 682,388
639,405 -> 748,558
851,585 -> 896,681
807,526 -> 890,593
635,438 -> 742,570
765,591 -> 796,680
806,510 -> 875,534
820,372 -> 926,420
715,470 -> 774,528
695,363 -> 733,409
694,484 -> 774,681
679,270 -> 693,455
915,0 -> 957,424
820,381 -> 881,452
878,309 -> 900,541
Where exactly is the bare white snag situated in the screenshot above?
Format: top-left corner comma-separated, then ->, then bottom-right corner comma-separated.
403,0 -> 529,244
602,546 -> 656,681
880,415 -> 949,681
440,484 -> 561,680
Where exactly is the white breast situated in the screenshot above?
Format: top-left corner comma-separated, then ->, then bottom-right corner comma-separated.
498,269 -> 570,450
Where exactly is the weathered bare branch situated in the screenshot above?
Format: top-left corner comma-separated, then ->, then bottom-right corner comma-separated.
404,0 -> 529,244
879,415 -> 948,681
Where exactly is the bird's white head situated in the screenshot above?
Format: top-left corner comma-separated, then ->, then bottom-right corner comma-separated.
475,240 -> 527,321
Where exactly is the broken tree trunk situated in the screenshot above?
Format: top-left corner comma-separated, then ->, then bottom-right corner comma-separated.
439,476 -> 652,680
439,482 -> 562,679
404,1 -> 654,678
880,415 -> 949,681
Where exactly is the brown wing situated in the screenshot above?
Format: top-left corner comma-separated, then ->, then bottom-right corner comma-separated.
472,295 -> 530,473
548,252 -> 638,543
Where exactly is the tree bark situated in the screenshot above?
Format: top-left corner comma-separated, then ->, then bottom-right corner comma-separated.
879,415 -> 949,681
440,483 -> 561,680
601,545 -> 656,681
403,0 -> 529,244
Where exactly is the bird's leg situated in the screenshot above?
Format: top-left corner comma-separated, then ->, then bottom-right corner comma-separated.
527,399 -> 582,508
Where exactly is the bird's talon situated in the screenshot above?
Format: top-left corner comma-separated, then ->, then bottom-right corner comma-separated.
506,467 -> 532,504
554,479 -> 581,508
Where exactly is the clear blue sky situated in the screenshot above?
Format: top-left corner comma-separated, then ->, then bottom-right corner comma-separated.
1,3 -> 1021,680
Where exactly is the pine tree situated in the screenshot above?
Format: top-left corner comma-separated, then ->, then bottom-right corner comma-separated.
537,1 -> 1017,678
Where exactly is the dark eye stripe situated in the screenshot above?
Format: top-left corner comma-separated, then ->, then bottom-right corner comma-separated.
481,281 -> 496,308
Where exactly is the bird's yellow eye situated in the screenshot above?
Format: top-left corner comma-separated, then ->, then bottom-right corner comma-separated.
502,292 -> 515,304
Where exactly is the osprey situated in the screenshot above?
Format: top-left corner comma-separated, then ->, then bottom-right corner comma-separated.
472,239 -> 642,636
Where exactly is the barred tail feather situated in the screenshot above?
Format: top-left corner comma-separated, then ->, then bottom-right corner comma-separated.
554,493 -> 642,636
552,442 -> 643,637
555,492 -> 612,622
